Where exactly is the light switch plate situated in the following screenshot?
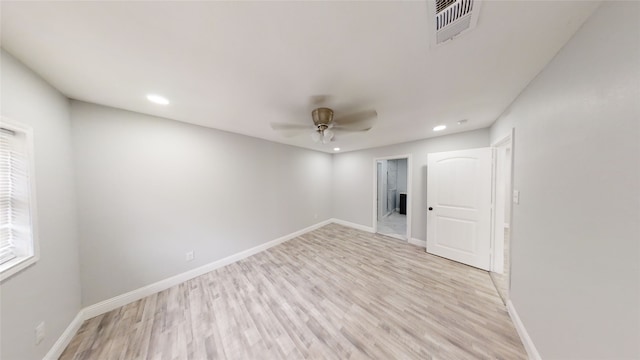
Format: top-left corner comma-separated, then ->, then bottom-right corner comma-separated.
513,190 -> 520,204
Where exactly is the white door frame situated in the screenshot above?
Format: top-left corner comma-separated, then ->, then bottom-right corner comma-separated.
376,161 -> 385,221
372,154 -> 412,241
491,129 -> 514,273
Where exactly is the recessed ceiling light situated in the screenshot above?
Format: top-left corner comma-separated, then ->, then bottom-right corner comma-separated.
433,125 -> 446,132
146,94 -> 169,105
333,147 -> 340,152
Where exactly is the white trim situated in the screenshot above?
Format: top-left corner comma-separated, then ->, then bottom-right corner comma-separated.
491,130 -> 514,148
408,238 -> 426,248
0,255 -> 39,282
406,156 -> 413,241
490,129 -> 514,275
330,218 -> 374,233
46,218 -> 411,356
507,300 -> 542,360
85,217 -> 369,318
0,117 -> 41,282
48,218 -> 539,360
82,219 -> 332,319
46,219 -> 335,356
373,157 -> 383,232
43,310 -> 86,360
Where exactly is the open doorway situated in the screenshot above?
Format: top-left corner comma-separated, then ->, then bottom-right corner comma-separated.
373,155 -> 411,240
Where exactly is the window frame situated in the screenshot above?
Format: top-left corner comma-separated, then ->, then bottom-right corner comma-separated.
0,117 -> 40,282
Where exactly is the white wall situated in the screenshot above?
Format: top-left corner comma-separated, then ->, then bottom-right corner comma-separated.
0,50 -> 82,360
71,101 -> 333,305
332,129 -> 489,240
490,2 -> 640,358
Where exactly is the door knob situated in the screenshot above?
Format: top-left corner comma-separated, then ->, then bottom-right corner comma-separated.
428,207 -> 433,211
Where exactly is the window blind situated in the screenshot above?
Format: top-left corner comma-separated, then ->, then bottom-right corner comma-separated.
0,128 -> 31,265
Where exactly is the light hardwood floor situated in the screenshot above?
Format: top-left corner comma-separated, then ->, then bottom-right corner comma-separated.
60,224 -> 526,359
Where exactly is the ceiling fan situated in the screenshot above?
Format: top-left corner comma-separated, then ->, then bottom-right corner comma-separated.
271,97 -> 377,144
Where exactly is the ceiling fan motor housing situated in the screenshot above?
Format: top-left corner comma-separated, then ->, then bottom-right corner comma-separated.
312,107 -> 334,126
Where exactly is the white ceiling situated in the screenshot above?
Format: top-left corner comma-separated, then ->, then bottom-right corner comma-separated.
1,1 -> 600,153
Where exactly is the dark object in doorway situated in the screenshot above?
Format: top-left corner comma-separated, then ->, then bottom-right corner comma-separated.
400,193 -> 407,215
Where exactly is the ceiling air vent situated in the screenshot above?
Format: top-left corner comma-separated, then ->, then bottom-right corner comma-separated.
430,0 -> 482,45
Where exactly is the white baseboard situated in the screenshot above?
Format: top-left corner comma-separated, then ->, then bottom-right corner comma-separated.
48,219 -> 541,360
83,218 -> 332,319
48,219 -> 333,356
48,218 -> 417,356
507,300 -> 541,360
408,238 -> 426,248
330,218 -> 375,233
43,310 -> 86,360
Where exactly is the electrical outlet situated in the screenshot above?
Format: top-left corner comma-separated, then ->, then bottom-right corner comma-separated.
35,322 -> 45,345
186,251 -> 194,262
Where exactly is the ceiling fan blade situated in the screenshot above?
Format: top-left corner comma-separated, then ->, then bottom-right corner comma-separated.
279,129 -> 309,138
334,109 -> 377,127
270,122 -> 311,138
270,122 -> 311,131
333,125 -> 372,133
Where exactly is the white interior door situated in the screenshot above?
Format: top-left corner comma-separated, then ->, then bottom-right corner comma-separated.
426,148 -> 492,270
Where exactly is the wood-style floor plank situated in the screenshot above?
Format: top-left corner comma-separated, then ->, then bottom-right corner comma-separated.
60,224 -> 526,359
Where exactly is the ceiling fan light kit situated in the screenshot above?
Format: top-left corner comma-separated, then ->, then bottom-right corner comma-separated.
310,127 -> 334,144
322,129 -> 333,143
